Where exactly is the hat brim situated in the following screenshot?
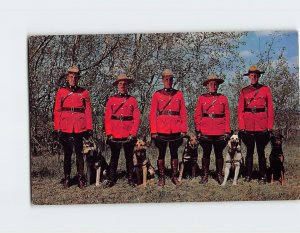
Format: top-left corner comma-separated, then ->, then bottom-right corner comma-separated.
243,71 -> 265,76
113,79 -> 133,86
65,73 -> 81,78
202,79 -> 224,86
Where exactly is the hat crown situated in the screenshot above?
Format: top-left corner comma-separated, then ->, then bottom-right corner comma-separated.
67,65 -> 80,73
117,73 -> 131,81
113,73 -> 133,86
243,65 -> 265,76
162,69 -> 174,77
207,75 -> 218,80
202,74 -> 224,86
249,65 -> 260,72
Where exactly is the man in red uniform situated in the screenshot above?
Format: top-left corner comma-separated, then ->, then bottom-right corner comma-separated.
149,69 -> 187,186
194,75 -> 231,184
104,74 -> 140,188
238,65 -> 274,184
53,65 -> 93,189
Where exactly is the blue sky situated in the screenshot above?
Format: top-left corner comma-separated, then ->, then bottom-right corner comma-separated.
238,31 -> 298,69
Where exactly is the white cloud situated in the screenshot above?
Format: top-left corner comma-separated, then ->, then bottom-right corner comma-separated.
254,31 -> 273,37
239,50 -> 253,57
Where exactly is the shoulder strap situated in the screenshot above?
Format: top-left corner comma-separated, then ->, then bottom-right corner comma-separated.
113,96 -> 130,115
60,91 -> 74,107
205,96 -> 219,112
246,87 -> 262,106
160,96 -> 174,112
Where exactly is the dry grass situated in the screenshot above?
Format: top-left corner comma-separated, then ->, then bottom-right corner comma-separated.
31,138 -> 300,205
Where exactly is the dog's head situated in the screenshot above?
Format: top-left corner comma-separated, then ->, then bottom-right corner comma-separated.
82,137 -> 97,155
271,132 -> 284,147
134,138 -> 147,158
187,135 -> 198,150
228,134 -> 240,151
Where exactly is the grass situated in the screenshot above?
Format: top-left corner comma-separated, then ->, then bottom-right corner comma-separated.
31,138 -> 300,205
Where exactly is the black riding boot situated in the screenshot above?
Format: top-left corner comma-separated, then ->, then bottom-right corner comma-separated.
244,157 -> 253,182
157,160 -> 165,186
171,159 -> 181,186
63,175 -> 70,188
103,155 -> 118,189
258,157 -> 267,184
77,162 -> 85,189
200,158 -> 209,184
126,160 -> 136,187
216,158 -> 224,185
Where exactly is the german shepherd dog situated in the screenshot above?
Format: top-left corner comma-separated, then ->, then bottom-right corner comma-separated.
270,132 -> 285,185
178,135 -> 199,182
82,137 -> 109,186
221,134 -> 244,186
133,138 -> 155,187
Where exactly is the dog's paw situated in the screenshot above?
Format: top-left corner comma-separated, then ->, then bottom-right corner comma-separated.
233,181 -> 237,185
221,182 -> 226,186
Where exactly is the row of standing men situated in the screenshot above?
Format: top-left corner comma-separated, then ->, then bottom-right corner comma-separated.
53,65 -> 274,189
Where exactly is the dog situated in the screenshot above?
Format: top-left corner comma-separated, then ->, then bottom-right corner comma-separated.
178,135 -> 199,182
221,134 -> 244,186
82,137 -> 109,186
133,138 -> 155,187
269,132 -> 285,185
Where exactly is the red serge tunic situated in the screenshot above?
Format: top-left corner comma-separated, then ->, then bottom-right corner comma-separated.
238,84 -> 274,132
194,93 -> 231,136
105,94 -> 140,139
54,86 -> 93,133
149,89 -> 187,134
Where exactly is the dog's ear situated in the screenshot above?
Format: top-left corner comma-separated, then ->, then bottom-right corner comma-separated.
142,135 -> 147,143
83,137 -> 88,143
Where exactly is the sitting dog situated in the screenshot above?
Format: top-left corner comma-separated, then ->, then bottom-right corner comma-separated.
82,137 -> 109,186
269,132 -> 285,185
221,134 -> 244,186
133,138 -> 155,187
178,135 -> 199,182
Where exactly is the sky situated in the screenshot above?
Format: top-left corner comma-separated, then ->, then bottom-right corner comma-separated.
238,31 -> 298,70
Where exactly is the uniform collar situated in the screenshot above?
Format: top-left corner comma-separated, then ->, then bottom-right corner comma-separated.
117,92 -> 129,97
251,83 -> 261,88
164,88 -> 173,92
208,92 -> 218,96
68,85 -> 79,92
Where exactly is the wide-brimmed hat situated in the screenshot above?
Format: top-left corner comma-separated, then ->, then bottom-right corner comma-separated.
202,75 -> 224,86
65,65 -> 81,77
113,74 -> 133,86
161,69 -> 174,78
243,65 -> 265,76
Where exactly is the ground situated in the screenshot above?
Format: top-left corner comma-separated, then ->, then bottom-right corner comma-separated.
31,139 -> 300,205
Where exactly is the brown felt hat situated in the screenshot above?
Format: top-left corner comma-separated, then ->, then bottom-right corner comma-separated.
243,65 -> 265,76
161,69 -> 174,78
202,75 -> 224,86
113,74 -> 133,86
65,65 -> 81,77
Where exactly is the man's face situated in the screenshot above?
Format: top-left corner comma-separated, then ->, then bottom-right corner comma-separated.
117,80 -> 129,94
67,72 -> 79,87
162,75 -> 173,89
249,72 -> 259,85
207,81 -> 219,93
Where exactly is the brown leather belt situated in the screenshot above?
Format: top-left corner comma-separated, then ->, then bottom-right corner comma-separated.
111,115 -> 133,121
202,113 -> 224,118
244,108 -> 266,113
61,107 -> 85,113
158,110 -> 180,116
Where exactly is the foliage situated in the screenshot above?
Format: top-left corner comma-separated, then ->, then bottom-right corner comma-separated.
28,32 -> 246,154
